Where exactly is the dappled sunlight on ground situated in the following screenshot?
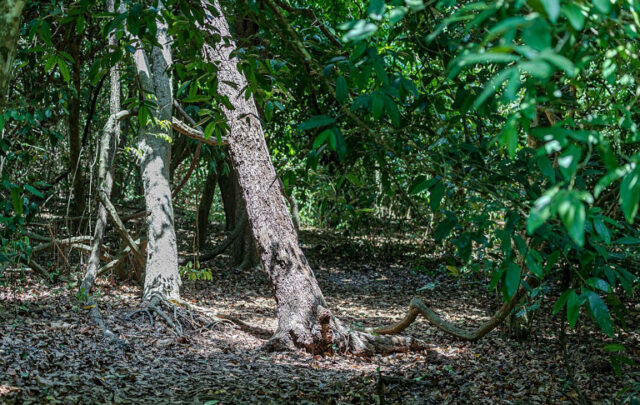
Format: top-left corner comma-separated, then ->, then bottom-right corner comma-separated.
0,228 -> 638,403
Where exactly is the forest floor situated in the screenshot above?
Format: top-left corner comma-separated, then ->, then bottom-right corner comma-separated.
1,227 -> 639,404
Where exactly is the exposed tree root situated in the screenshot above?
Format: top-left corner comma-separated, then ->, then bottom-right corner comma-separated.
127,293 -> 232,336
366,278 -> 536,341
85,297 -> 131,351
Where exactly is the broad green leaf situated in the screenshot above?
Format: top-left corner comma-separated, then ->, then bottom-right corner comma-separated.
264,101 -> 274,122
586,290 -> 613,336
24,184 -> 44,199
204,122 -> 215,139
368,0 -> 385,20
429,181 -> 445,211
522,18 -> 551,50
335,76 -> 348,103
553,289 -> 573,315
372,93 -> 384,119
595,163 -> 634,197
567,290 -> 579,327
586,278 -> 612,293
620,168 -> 640,223
540,0 -> 560,22
340,20 -> 378,42
527,187 -> 558,234
297,115 -> 335,131
557,197 -> 586,246
57,58 -> 70,83
593,217 -> 611,244
562,4 -> 585,30
504,261 -> 521,299
592,0 -> 611,14
11,188 -> 23,215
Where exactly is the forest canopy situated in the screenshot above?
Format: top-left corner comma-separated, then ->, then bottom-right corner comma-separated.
0,0 -> 639,402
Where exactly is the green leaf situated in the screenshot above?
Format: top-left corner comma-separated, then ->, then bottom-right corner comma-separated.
499,116 -> 518,158
297,115 -> 335,131
387,6 -> 407,25
557,197 -> 586,247
527,187 -> 557,234
620,168 -> 640,223
504,261 -> 521,299
536,155 -> 555,183
593,217 -> 611,244
586,290 -> 613,336
522,18 -> 551,50
333,128 -> 347,160
11,187 -> 23,215
340,20 -> 378,42
204,122 -> 216,139
562,4 -> 585,30
595,163 -> 634,197
57,58 -> 70,83
24,184 -> 44,199
371,93 -> 384,119
429,181 -> 445,211
336,76 -> 348,103
434,214 -> 457,242
604,343 -> 625,352
586,278 -> 612,293
409,176 -> 437,195
592,0 -> 611,14
138,106 -> 149,128
313,129 -> 331,149
540,0 -> 560,22
367,0 -> 385,20
384,96 -> 400,127
553,289 -> 573,315
44,55 -> 57,73
539,51 -> 576,77
567,290 -> 579,327
264,101 -> 274,122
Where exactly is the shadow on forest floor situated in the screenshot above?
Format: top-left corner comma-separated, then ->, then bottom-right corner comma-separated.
1,227 -> 639,404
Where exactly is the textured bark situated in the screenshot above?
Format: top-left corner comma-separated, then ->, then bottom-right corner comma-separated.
80,0 -> 122,295
133,1 -> 181,300
197,165 -> 217,249
201,0 -> 361,353
0,0 -> 26,106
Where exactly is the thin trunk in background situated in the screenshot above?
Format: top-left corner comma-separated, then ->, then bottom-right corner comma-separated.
80,0 -> 121,295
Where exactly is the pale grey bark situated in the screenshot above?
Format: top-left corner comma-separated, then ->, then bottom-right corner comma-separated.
81,0 -> 122,295
132,0 -> 181,300
0,0 -> 26,106
201,0 -> 366,353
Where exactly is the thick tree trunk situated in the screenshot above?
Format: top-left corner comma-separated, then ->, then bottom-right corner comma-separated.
133,1 -> 181,300
196,165 -> 217,249
0,0 -> 26,106
201,0 -> 361,353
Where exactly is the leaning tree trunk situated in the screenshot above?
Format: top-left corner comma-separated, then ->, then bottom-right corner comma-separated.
201,0 -> 365,353
0,0 -> 26,107
80,0 -> 121,295
133,1 -> 181,300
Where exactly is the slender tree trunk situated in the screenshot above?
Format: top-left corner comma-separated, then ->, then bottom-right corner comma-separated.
0,0 -> 26,106
67,28 -> 85,224
80,0 -> 121,295
217,155 -> 258,267
133,1 -> 181,300
196,165 -> 217,249
201,0 -> 361,353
